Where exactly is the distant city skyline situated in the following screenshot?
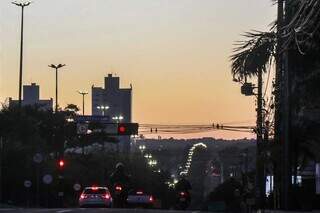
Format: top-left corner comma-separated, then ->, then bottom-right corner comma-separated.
0,0 -> 276,139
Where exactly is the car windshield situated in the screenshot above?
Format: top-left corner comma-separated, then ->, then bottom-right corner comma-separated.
83,188 -> 107,194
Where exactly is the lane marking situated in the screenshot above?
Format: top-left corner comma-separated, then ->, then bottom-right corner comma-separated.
56,210 -> 72,213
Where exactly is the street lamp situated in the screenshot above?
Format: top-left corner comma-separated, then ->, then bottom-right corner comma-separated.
97,105 -> 109,116
139,145 -> 146,153
12,1 -> 32,108
48,64 -> 66,112
112,115 -> 124,123
77,90 -> 88,115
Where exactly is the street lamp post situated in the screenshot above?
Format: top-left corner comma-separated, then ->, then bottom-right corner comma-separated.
97,105 -> 109,116
12,1 -> 31,108
112,115 -> 124,123
77,91 -> 88,115
49,64 -> 66,112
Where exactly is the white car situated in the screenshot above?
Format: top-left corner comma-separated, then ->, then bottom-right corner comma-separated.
79,186 -> 112,208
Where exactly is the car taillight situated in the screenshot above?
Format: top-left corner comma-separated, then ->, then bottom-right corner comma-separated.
180,192 -> 186,196
149,195 -> 154,202
115,186 -> 122,191
80,194 -> 86,199
104,193 -> 111,199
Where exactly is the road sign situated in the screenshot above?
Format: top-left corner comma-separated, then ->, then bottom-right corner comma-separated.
33,153 -> 43,164
77,123 -> 88,135
75,115 -> 110,123
43,174 -> 53,185
73,183 -> 81,191
24,180 -> 32,188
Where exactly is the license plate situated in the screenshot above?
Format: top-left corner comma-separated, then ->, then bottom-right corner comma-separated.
115,191 -> 121,195
180,197 -> 186,202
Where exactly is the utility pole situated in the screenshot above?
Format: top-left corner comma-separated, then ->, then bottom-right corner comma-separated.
77,91 -> 88,115
282,21 -> 291,213
256,67 -> 265,210
274,0 -> 284,209
49,64 -> 66,112
12,1 -> 31,107
280,0 -> 292,209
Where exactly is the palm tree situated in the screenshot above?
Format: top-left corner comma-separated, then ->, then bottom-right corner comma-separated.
230,30 -> 277,208
230,31 -> 276,82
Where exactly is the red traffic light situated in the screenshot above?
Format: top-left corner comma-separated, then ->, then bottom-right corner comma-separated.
58,159 -> 65,168
119,126 -> 126,133
117,123 -> 139,135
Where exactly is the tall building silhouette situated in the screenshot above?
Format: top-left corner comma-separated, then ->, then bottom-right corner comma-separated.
92,74 -> 132,123
92,74 -> 132,152
9,83 -> 53,110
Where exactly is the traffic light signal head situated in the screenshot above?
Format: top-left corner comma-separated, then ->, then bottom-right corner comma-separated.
117,123 -> 139,135
58,159 -> 65,168
119,125 -> 126,134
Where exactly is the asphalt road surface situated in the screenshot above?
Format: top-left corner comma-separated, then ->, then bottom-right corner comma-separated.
0,208 -> 201,213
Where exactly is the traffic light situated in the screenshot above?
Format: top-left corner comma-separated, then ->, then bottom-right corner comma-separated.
58,159 -> 65,169
241,82 -> 255,96
117,123 -> 139,135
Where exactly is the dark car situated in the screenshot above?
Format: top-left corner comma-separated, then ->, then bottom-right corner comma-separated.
79,186 -> 112,208
126,189 -> 154,209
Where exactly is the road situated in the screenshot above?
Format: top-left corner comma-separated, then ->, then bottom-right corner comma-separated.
0,208 -> 201,213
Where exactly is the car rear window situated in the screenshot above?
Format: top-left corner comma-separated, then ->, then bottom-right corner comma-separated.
83,188 -> 107,194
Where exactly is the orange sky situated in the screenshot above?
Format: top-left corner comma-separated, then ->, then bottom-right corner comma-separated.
0,0 -> 276,139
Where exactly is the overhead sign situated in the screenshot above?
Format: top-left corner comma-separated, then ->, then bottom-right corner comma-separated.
76,123 -> 139,136
75,115 -> 110,123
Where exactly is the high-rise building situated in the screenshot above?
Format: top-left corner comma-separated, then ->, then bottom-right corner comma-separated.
92,74 -> 133,153
9,83 -> 53,110
92,74 -> 132,123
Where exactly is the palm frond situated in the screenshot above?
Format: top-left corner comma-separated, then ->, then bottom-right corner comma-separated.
230,31 -> 276,81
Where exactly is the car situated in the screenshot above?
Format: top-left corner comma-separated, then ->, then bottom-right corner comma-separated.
126,189 -> 154,209
79,186 -> 112,208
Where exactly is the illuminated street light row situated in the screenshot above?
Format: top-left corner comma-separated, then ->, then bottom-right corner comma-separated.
144,153 -> 152,159
112,116 -> 124,123
148,159 -> 157,167
96,105 -> 109,116
95,106 -> 125,123
180,143 -> 207,176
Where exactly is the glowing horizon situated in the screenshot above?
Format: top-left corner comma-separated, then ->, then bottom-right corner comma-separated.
0,0 -> 276,139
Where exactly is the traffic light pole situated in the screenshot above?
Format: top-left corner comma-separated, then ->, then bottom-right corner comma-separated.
58,159 -> 65,207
